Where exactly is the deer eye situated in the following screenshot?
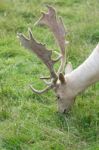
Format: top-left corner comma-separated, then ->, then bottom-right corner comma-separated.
56,95 -> 60,99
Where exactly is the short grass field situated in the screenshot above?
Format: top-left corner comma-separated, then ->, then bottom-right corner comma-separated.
0,0 -> 99,149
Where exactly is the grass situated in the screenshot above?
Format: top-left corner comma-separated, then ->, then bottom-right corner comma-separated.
0,0 -> 99,149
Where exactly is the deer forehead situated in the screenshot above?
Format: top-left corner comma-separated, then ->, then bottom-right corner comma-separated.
55,82 -> 67,95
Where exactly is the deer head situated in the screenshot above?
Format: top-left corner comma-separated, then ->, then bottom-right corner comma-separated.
17,6 -> 99,113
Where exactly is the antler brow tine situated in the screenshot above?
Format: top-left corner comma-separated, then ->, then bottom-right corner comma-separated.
29,84 -> 53,94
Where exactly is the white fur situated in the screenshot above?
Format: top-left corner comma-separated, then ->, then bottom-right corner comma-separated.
67,44 -> 99,95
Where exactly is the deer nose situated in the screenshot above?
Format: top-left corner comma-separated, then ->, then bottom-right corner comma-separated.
63,108 -> 67,114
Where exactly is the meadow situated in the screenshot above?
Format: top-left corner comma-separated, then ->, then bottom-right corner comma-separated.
0,0 -> 99,149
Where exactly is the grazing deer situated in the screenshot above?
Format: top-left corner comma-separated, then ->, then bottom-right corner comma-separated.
17,6 -> 99,113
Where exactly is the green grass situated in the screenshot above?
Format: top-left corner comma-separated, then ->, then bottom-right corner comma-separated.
0,0 -> 99,149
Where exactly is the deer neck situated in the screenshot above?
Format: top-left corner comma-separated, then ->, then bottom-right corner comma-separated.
66,44 -> 99,96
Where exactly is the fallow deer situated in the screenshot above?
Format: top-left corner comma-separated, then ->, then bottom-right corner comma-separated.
17,6 -> 99,113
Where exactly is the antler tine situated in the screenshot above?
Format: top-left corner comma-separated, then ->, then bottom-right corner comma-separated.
29,84 -> 53,94
36,5 -> 69,73
40,76 -> 52,85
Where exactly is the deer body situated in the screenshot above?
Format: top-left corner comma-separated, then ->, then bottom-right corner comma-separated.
66,44 -> 99,96
18,6 -> 99,113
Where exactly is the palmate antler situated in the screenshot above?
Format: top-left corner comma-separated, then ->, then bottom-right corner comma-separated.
17,29 -> 59,93
17,5 -> 68,94
36,5 -> 68,73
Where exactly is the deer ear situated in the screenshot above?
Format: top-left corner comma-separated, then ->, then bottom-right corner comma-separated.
65,62 -> 73,74
59,73 -> 66,84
